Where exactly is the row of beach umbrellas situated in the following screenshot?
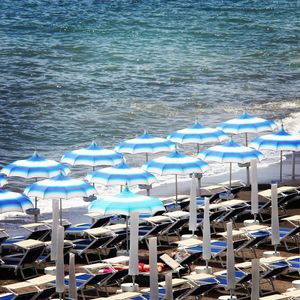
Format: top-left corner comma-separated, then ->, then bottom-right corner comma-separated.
0,112 -> 299,221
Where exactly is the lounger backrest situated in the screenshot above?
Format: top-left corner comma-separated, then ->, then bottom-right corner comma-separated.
14,292 -> 38,300
262,266 -> 288,279
105,232 -> 127,248
34,287 -> 56,300
21,246 -> 45,265
91,216 -> 111,229
160,254 -> 181,271
106,268 -> 128,284
28,229 -> 50,241
88,236 -> 113,250
165,219 -> 187,233
180,251 -> 202,266
183,282 -> 217,298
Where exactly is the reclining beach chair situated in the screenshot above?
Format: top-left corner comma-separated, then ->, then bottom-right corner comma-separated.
65,214 -> 112,239
0,228 -> 9,245
160,211 -> 189,243
287,256 -> 300,273
260,265 -> 288,295
0,239 -> 45,279
1,223 -> 50,251
258,186 -> 299,222
214,268 -> 252,297
139,219 -> 173,247
72,227 -> 114,263
27,274 -> 57,300
272,226 -> 300,251
0,282 -> 38,300
38,240 -> 74,263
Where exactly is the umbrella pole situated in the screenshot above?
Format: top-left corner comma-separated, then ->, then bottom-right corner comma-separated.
245,133 -> 250,186
34,197 -> 38,223
229,162 -> 232,192
280,151 -> 283,182
175,175 -> 178,204
197,176 -> 201,197
197,143 -> 200,154
59,198 -> 63,226
292,151 -> 296,180
126,216 -> 129,252
146,153 -> 149,162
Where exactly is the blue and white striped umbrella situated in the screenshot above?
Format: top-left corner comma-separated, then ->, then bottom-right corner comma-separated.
1,151 -> 69,179
143,150 -> 209,200
61,141 -> 123,170
168,121 -> 228,152
217,113 -> 276,185
0,189 -> 33,214
250,126 -> 300,181
86,160 -> 157,188
24,173 -> 96,222
88,186 -> 164,216
115,131 -> 176,161
198,140 -> 263,189
217,112 -> 277,135
24,173 -> 96,200
0,175 -> 8,187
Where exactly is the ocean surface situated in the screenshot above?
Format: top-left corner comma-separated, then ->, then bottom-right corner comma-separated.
0,0 -> 300,215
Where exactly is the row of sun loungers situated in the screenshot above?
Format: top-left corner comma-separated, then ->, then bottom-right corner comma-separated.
1,182 -> 300,299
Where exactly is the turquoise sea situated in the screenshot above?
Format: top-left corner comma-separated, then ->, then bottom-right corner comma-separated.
0,0 -> 299,167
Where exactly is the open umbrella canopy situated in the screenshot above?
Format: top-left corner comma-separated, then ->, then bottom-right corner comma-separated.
0,175 -> 7,187
24,173 -> 96,200
61,141 -> 123,169
88,186 -> 164,216
0,189 -> 33,214
217,112 -> 277,135
143,150 -> 209,175
198,140 -> 263,164
250,127 -> 300,151
250,126 -> 300,181
168,121 -> 228,145
1,151 -> 69,179
86,160 -> 157,187
115,131 -> 175,155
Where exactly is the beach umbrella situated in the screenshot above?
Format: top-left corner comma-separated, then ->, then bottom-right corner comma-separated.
217,112 -> 277,184
251,259 -> 260,300
86,160 -> 157,195
88,187 -> 165,251
1,151 -> 69,179
217,112 -> 277,139
271,183 -> 280,254
165,272 -> 174,300
202,197 -> 211,269
250,159 -> 258,220
149,237 -> 159,300
69,253 -> 77,300
0,175 -> 8,187
0,189 -> 33,214
198,140 -> 263,191
24,173 -> 96,223
188,174 -> 197,235
61,141 -> 123,171
143,150 -> 209,202
168,121 -> 228,152
1,151 -> 69,221
55,225 -> 65,298
250,126 -> 300,182
226,222 -> 235,298
115,131 -> 176,161
88,186 -> 164,216
129,211 -> 139,288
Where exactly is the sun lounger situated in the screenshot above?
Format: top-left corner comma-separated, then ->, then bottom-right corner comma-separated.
0,239 -> 45,279
1,281 -> 38,300
1,223 -> 50,250
72,232 -> 114,264
65,215 -> 112,239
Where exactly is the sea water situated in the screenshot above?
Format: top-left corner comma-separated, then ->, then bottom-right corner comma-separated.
0,0 -> 299,214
